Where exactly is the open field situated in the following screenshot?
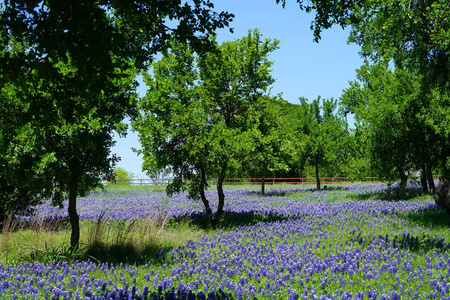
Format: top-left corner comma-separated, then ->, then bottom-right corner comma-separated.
1,182 -> 450,299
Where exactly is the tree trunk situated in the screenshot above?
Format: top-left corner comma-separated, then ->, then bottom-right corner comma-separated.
426,159 -> 435,195
199,165 -> 212,218
68,168 -> 80,251
420,164 -> 428,193
315,163 -> 321,191
216,176 -> 225,220
441,135 -> 450,181
261,171 -> 265,196
200,190 -> 212,217
397,167 -> 408,198
214,164 -> 227,223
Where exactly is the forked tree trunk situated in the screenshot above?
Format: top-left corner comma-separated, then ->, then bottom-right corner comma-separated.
200,189 -> 212,217
420,164 -> 428,193
199,165 -> 212,218
315,163 -> 321,191
397,167 -> 408,198
213,165 -> 227,224
426,160 -> 435,195
216,176 -> 225,219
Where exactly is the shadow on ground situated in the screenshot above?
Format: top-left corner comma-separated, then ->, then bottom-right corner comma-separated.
396,205 -> 450,254
171,210 -> 300,231
83,241 -> 176,266
349,187 -> 431,202
403,205 -> 450,229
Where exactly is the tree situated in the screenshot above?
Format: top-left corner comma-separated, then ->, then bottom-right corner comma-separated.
134,29 -> 279,223
0,0 -> 233,248
114,167 -> 135,184
243,95 -> 294,195
296,97 -> 348,190
277,0 -> 450,180
341,62 -> 442,196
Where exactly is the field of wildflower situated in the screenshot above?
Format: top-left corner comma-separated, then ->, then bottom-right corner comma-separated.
1,182 -> 450,299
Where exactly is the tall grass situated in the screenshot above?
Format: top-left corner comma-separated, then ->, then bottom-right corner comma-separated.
0,210 -> 208,266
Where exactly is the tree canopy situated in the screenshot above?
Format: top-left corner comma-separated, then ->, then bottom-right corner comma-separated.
134,29 -> 279,222
0,0 -> 233,247
277,0 -> 450,180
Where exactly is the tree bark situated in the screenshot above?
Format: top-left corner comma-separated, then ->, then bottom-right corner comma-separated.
315,163 -> 321,191
441,135 -> 450,181
200,189 -> 212,217
397,167 -> 408,198
68,165 -> 80,251
426,159 -> 435,195
420,164 -> 428,193
216,176 -> 225,219
214,164 -> 227,223
199,165 -> 212,217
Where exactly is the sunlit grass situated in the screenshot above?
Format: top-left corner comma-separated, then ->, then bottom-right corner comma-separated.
0,211 -> 211,266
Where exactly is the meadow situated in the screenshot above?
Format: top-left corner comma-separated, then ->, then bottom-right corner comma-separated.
1,182 -> 450,299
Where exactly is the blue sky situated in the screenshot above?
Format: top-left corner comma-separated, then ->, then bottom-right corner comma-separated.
111,0 -> 365,178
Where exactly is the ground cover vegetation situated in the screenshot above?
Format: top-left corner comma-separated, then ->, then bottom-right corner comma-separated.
2,184 -> 450,299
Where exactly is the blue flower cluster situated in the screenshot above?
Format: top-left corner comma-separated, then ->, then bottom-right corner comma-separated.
30,183 -> 411,221
2,183 -> 450,299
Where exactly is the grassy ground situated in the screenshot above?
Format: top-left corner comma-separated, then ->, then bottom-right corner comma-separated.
2,183 -> 450,299
0,182 -> 433,266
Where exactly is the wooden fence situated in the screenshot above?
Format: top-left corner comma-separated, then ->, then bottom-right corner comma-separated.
104,175 -> 442,186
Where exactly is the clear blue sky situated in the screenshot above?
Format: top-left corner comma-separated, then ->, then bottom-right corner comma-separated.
111,0 -> 364,178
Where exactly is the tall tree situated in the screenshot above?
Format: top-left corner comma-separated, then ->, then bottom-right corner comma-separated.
135,30 -> 279,223
114,167 -> 136,184
341,62 -> 442,195
297,97 -> 348,190
277,0 -> 450,180
244,95 -> 294,195
0,0 -> 233,248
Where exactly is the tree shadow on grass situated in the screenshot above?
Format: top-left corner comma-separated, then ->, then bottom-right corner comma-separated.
23,240 -> 175,267
171,210 -> 300,231
349,187 -> 430,202
402,205 -> 450,230
353,232 -> 450,255
393,205 -> 450,254
99,287 -> 234,300
82,241 -> 176,266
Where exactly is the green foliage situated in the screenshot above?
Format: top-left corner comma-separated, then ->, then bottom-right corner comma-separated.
294,96 -> 349,189
0,1 -> 233,246
114,167 -> 135,183
278,0 -> 450,180
134,29 -> 279,217
341,62 -> 446,189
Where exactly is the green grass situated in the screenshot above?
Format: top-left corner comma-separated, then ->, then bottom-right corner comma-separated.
0,212 -> 212,265
2,185 -> 449,299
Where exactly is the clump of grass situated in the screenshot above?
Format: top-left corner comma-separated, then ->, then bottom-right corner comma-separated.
0,208 -> 209,266
83,212 -> 170,264
0,213 -> 70,264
